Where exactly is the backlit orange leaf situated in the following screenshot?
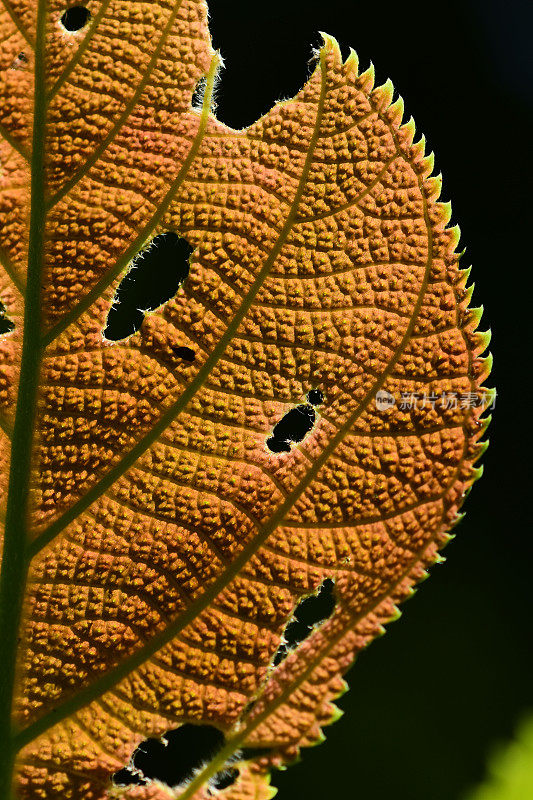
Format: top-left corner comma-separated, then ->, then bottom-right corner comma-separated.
0,2 -> 492,798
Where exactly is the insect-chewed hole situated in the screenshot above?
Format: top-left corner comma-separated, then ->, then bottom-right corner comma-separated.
60,4 -> 91,32
211,767 -> 240,791
0,302 -> 14,335
307,388 -> 324,406
104,232 -> 193,342
273,579 -> 336,666
191,76 -> 207,109
113,723 -> 226,789
111,767 -> 146,787
171,345 -> 196,363
266,390 -> 324,454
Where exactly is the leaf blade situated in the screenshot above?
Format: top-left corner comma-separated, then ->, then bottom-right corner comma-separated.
0,4 -> 492,798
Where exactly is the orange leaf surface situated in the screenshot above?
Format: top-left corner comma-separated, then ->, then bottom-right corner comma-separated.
0,2 -> 492,798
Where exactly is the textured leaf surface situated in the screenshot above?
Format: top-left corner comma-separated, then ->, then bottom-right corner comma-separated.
0,1 -> 491,798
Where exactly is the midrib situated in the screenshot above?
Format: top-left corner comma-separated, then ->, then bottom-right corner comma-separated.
0,1 -> 47,797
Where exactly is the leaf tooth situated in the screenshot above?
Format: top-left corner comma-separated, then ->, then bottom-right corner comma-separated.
472,439 -> 490,462
470,464 -> 484,483
345,47 -> 359,76
475,412 -> 493,439
461,284 -> 475,309
471,430 -> 491,455
400,115 -> 416,147
442,533 -> 456,551
472,328 -> 491,356
424,173 -> 442,202
455,264 -> 471,291
450,512 -> 465,530
372,77 -> 394,111
329,705 -> 344,723
311,728 -> 327,746
420,150 -> 435,179
410,133 -> 426,163
435,199 -> 452,227
359,61 -> 375,93
420,568 -> 431,584
462,478 -> 476,499
385,94 -> 404,127
449,223 -> 462,249
465,303 -> 483,328
483,387 -> 497,408
475,352 -> 493,383
389,604 -> 403,620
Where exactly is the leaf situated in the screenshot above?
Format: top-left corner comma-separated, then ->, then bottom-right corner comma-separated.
463,717 -> 533,800
0,1 -> 492,798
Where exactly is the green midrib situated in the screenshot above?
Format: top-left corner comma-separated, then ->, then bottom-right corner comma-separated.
0,1 -> 47,797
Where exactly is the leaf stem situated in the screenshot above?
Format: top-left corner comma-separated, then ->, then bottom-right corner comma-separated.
0,0 -> 47,796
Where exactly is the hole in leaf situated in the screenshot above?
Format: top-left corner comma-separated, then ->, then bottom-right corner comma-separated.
239,746 -> 273,759
191,77 -> 207,109
307,388 -> 324,406
60,5 -> 91,32
266,390 -> 324,453
211,767 -> 239,791
112,767 -> 146,787
0,302 -> 14,335
171,345 -> 196,362
113,723 -> 226,789
273,579 -> 336,665
104,232 -> 193,342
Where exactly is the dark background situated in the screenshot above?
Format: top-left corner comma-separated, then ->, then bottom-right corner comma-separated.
204,1 -> 532,798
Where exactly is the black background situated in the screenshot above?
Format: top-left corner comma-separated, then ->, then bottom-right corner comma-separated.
203,1 -> 532,799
